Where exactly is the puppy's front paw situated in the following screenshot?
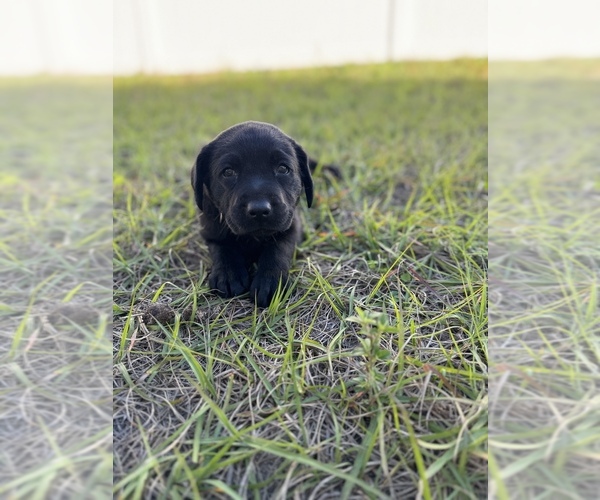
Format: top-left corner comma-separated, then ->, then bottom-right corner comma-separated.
250,270 -> 288,308
208,264 -> 250,298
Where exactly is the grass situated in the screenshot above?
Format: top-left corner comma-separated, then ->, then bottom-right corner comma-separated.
113,60 -> 488,498
0,79 -> 113,497
488,61 -> 600,498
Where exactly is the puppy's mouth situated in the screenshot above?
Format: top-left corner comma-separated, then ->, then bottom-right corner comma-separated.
226,209 -> 294,237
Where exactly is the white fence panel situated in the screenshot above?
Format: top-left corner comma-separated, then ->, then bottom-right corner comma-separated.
113,0 -> 487,74
8,0 -> 600,75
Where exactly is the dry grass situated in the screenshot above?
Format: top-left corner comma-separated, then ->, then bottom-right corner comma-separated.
113,61 -> 488,498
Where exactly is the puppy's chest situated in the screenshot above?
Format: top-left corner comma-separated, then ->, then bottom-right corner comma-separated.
200,223 -> 269,256
233,234 -> 269,256
234,236 -> 278,263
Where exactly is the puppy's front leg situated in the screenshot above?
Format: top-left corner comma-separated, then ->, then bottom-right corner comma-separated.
250,238 -> 296,307
207,243 -> 250,298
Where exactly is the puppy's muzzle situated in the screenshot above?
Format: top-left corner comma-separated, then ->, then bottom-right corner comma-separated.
246,199 -> 273,219
227,193 -> 293,236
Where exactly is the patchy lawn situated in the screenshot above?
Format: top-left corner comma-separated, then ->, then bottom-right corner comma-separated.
113,60 -> 487,498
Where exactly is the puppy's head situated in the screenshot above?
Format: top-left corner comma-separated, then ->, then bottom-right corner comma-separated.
191,121 -> 313,236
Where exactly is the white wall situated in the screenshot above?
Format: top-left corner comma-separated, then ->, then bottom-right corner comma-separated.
1,0 -> 599,76
113,0 -> 487,74
2,0 -> 486,75
0,0 -> 113,75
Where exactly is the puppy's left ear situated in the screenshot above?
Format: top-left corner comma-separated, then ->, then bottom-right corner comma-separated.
293,141 -> 314,208
190,142 -> 213,211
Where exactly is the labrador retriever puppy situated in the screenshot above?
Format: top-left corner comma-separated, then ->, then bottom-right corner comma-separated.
191,121 -> 329,307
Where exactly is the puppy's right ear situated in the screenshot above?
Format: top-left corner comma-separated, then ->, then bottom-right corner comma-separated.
292,141 -> 314,208
190,143 -> 213,211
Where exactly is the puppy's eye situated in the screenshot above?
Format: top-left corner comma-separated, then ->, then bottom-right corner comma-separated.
222,168 -> 236,178
276,164 -> 290,175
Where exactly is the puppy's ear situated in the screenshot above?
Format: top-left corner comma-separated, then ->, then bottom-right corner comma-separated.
293,141 -> 314,208
191,142 -> 213,211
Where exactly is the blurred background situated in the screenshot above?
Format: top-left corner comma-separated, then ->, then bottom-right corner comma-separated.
112,0 -> 486,73
4,0 -> 484,75
3,0 -> 600,76
1,0 -> 598,76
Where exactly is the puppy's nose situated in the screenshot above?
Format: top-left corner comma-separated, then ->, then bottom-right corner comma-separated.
247,200 -> 272,218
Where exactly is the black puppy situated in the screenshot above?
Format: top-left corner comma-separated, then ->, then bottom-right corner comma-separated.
191,121 -> 323,307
